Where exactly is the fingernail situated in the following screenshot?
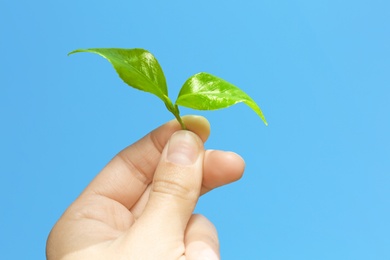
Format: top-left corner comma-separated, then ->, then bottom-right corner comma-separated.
167,131 -> 199,165
198,248 -> 219,260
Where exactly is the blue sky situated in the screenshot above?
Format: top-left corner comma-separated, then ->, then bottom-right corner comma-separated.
1,0 -> 389,259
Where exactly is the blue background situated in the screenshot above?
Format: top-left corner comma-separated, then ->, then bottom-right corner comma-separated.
1,1 -> 389,259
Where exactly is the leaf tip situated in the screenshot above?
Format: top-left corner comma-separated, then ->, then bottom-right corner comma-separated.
68,50 -> 77,56
260,114 -> 268,126
67,49 -> 86,56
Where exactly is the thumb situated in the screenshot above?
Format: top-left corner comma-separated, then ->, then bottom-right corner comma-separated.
138,130 -> 204,238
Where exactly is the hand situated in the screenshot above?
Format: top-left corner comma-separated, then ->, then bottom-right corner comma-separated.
46,116 -> 245,259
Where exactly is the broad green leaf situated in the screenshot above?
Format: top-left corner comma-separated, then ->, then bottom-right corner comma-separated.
69,48 -> 170,103
176,72 -> 268,125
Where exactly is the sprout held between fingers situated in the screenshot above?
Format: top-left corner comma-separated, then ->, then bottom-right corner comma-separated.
69,48 -> 268,129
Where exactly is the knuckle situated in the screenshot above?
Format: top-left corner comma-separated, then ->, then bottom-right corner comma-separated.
152,172 -> 199,201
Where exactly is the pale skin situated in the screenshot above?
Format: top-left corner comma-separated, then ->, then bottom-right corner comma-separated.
46,116 -> 245,259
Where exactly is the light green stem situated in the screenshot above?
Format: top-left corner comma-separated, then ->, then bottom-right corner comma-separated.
164,97 -> 186,130
173,105 -> 186,130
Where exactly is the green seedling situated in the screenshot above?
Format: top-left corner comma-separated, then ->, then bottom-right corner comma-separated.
69,48 -> 267,129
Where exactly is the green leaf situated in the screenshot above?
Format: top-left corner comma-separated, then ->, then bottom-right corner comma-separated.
175,72 -> 268,125
68,48 -> 170,103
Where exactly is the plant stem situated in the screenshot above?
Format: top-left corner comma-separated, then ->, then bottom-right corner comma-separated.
164,97 -> 186,130
173,105 -> 186,130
